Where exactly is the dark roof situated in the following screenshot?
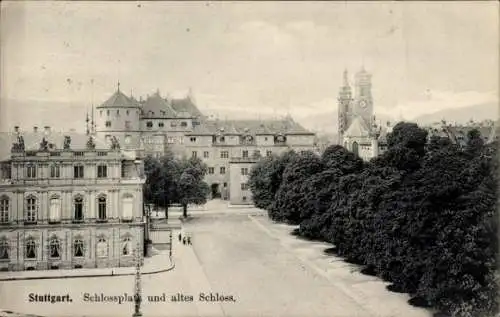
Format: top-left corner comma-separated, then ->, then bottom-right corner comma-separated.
0,131 -> 126,161
97,89 -> 140,109
171,97 -> 204,117
425,124 -> 497,146
142,92 -> 177,118
186,117 -> 314,136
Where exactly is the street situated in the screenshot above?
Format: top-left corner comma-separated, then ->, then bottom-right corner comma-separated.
0,206 -> 431,317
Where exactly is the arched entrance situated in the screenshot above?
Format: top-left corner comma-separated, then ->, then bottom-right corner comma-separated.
211,183 -> 221,199
352,141 -> 359,157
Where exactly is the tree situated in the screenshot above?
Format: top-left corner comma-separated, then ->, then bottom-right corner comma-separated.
271,151 -> 323,224
157,150 -> 183,217
143,155 -> 163,206
248,150 -> 298,211
177,157 -> 209,218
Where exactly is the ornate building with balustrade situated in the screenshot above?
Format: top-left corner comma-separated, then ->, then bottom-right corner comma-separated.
0,129 -> 145,271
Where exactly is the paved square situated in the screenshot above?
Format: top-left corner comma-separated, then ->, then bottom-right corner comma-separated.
0,205 -> 432,317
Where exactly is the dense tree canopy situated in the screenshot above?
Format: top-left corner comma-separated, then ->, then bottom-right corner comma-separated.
143,153 -> 209,218
250,122 -> 498,317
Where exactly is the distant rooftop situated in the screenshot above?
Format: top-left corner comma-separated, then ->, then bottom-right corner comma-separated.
186,116 -> 314,136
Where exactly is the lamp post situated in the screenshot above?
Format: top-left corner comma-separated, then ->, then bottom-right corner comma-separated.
169,230 -> 172,258
133,159 -> 144,317
133,238 -> 143,317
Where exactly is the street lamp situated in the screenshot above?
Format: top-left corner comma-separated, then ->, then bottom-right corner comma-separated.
169,231 -> 172,258
133,238 -> 143,317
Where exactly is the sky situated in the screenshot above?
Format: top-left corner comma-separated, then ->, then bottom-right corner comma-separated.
0,1 -> 498,131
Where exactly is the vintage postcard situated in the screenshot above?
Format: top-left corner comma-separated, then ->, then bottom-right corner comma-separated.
0,1 -> 498,317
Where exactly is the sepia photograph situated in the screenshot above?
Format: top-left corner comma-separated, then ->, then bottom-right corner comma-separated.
0,1 -> 498,317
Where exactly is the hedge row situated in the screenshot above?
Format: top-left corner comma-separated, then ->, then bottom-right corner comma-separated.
249,122 -> 498,317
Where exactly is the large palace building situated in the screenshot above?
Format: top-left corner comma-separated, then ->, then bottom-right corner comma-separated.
94,85 -> 317,204
0,129 -> 145,271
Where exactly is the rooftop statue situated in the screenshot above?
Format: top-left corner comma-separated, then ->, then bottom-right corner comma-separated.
110,136 -> 120,150
63,136 -> 71,150
86,136 -> 96,150
39,137 -> 49,151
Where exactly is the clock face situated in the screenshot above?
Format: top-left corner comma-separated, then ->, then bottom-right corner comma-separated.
359,100 -> 367,108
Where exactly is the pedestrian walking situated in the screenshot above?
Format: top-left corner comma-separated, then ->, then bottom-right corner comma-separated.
182,237 -> 186,245
178,233 -> 181,242
187,236 -> 191,245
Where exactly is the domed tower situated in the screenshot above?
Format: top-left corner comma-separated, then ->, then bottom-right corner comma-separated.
95,82 -> 142,150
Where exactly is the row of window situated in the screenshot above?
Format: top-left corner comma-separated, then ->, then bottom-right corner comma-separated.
209,168 -> 248,176
192,150 -> 272,160
207,167 -> 226,175
101,110 -> 136,117
0,195 -> 134,223
0,235 -> 133,260
22,165 -> 109,179
146,121 -> 188,128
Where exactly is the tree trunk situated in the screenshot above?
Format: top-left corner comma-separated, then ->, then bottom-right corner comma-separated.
182,204 -> 188,218
165,199 -> 169,220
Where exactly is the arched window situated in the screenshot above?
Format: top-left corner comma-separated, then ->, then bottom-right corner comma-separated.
25,237 -> 36,259
96,237 -> 108,257
0,196 -> 9,223
122,195 -> 134,220
74,196 -> 84,221
25,196 -> 37,223
0,237 -> 9,259
49,196 -> 61,222
352,141 -> 359,157
73,238 -> 84,257
122,236 -> 131,256
98,196 -> 106,220
49,236 -> 60,259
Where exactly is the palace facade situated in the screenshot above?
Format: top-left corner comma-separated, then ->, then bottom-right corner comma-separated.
94,85 -> 317,204
0,128 -> 145,271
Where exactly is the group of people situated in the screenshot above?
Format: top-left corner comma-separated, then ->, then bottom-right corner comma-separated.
178,230 -> 192,245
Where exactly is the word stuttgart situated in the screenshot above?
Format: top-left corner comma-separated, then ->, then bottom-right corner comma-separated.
28,293 -> 73,303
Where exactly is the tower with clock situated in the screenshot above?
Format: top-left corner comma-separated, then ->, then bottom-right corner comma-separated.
354,67 -> 374,127
337,67 -> 374,144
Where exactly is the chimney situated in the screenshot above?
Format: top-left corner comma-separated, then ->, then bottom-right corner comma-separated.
44,126 -> 51,134
33,126 -> 38,133
14,126 -> 19,133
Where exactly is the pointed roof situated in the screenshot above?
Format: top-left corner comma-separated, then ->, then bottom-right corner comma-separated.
171,97 -> 203,117
97,88 -> 140,109
344,117 -> 370,138
142,91 -> 177,118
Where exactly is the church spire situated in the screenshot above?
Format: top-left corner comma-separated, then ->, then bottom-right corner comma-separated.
91,104 -> 95,135
343,69 -> 349,87
85,108 -> 90,135
117,81 -> 121,92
